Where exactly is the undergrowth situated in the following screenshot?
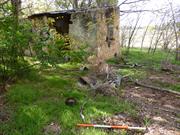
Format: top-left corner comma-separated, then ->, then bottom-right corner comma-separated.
1,63 -> 135,135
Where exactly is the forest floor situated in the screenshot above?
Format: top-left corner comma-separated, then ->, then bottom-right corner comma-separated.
122,71 -> 180,135
98,48 -> 180,135
0,48 -> 180,135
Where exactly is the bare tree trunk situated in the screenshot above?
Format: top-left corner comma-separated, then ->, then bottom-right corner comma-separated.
141,20 -> 151,51
131,25 -> 140,48
73,0 -> 78,9
11,0 -> 21,23
152,30 -> 163,54
162,24 -> 171,51
169,2 -> 180,61
126,15 -> 140,54
152,13 -> 167,54
120,27 -> 128,48
148,26 -> 157,53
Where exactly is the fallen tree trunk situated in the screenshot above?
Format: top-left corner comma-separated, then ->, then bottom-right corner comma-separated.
135,80 -> 180,96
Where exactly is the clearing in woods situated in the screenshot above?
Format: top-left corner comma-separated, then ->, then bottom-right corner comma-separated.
0,49 -> 180,135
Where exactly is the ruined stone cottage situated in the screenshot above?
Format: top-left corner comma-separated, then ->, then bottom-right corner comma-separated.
29,7 -> 120,63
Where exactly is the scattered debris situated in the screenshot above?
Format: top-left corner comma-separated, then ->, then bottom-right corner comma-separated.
78,66 -> 122,97
77,63 -> 180,134
78,69 -> 122,124
43,122 -> 61,135
65,97 -> 77,106
78,76 -> 97,89
107,74 -> 123,88
95,82 -> 118,96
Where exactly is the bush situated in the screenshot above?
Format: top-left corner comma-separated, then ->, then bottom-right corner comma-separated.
32,28 -> 89,65
0,16 -> 33,87
0,6 -> 89,89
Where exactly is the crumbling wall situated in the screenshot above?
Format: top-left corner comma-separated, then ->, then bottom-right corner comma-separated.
69,12 -> 97,50
69,8 -> 120,64
69,8 -> 120,66
96,8 -> 120,61
28,7 -> 120,64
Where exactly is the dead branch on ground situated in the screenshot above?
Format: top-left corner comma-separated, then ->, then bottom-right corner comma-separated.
135,80 -> 180,96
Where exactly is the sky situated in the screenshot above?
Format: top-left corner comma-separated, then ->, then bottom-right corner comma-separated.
119,0 -> 180,26
119,0 -> 180,11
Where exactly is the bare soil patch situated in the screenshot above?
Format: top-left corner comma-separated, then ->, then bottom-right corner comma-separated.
122,71 -> 180,135
148,71 -> 179,85
94,69 -> 180,135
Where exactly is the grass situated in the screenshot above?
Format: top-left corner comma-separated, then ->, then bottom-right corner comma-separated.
108,48 -> 180,69
122,48 -> 180,68
1,63 -> 136,135
109,48 -> 180,92
1,48 -> 179,134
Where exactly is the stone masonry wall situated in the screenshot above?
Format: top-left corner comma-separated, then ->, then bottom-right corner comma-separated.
69,7 -> 120,64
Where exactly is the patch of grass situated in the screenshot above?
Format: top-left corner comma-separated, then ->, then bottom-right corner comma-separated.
58,62 -> 82,70
84,96 -> 137,120
7,84 -> 40,105
169,84 -> 180,92
122,48 -> 179,68
118,68 -> 147,80
109,48 -> 180,69
143,117 -> 151,127
2,65 -> 136,135
13,105 -> 47,135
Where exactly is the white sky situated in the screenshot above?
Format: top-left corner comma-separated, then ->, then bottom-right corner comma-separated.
119,0 -> 180,26
119,0 -> 180,11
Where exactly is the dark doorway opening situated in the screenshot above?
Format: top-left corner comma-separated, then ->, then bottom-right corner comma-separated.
54,14 -> 72,35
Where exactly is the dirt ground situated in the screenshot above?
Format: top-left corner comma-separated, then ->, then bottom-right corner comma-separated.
124,85 -> 180,135
124,71 -> 180,135
96,69 -> 180,135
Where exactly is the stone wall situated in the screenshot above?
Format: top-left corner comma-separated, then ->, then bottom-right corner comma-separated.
69,7 -> 120,64
96,8 -> 120,60
69,11 -> 97,50
29,7 -> 120,64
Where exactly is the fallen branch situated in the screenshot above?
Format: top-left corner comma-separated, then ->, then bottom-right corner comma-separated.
135,80 -> 180,96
